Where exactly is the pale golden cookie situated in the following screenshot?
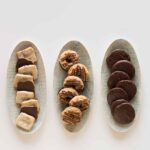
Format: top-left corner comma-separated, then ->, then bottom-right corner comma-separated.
17,47 -> 37,63
13,74 -> 34,88
16,112 -> 35,131
18,65 -> 38,80
16,91 -> 34,105
21,99 -> 40,112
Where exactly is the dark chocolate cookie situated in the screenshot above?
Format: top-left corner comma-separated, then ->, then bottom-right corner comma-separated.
21,106 -> 38,119
111,60 -> 135,78
113,103 -> 135,124
17,81 -> 35,92
110,99 -> 128,115
107,87 -> 128,105
106,49 -> 130,69
117,80 -> 137,100
107,71 -> 130,89
16,58 -> 33,72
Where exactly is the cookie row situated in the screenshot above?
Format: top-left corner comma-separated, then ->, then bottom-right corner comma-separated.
58,50 -> 90,125
106,49 -> 137,124
14,47 -> 40,131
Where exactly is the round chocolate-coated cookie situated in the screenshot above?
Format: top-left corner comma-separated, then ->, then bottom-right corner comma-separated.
110,99 -> 128,115
111,60 -> 135,78
107,71 -> 130,89
117,80 -> 137,100
113,103 -> 135,124
107,87 -> 128,105
106,49 -> 130,69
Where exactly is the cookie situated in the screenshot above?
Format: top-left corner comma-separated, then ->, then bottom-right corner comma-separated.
63,76 -> 84,92
107,87 -> 128,105
17,47 -> 37,63
21,99 -> 40,112
113,103 -> 135,124
107,71 -> 130,89
16,91 -> 34,105
58,88 -> 79,106
111,60 -> 135,78
13,74 -> 33,88
17,81 -> 35,92
117,80 -> 137,100
106,49 -> 130,69
59,50 -> 79,70
18,65 -> 38,80
69,95 -> 90,111
61,106 -> 82,125
20,107 -> 38,119
16,112 -> 35,131
68,63 -> 89,82
16,58 -> 33,72
110,99 -> 128,114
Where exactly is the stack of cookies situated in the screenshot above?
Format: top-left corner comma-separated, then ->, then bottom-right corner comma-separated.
106,49 -> 137,124
58,50 -> 90,125
14,47 -> 40,131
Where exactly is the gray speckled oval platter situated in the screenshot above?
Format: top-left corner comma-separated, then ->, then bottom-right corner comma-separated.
7,41 -> 47,134
53,41 -> 93,132
101,39 -> 141,132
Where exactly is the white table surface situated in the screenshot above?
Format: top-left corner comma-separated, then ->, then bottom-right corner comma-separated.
0,0 -> 149,150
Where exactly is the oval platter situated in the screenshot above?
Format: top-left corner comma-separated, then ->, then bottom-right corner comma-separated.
53,40 -> 93,132
101,39 -> 141,132
7,41 -> 47,134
